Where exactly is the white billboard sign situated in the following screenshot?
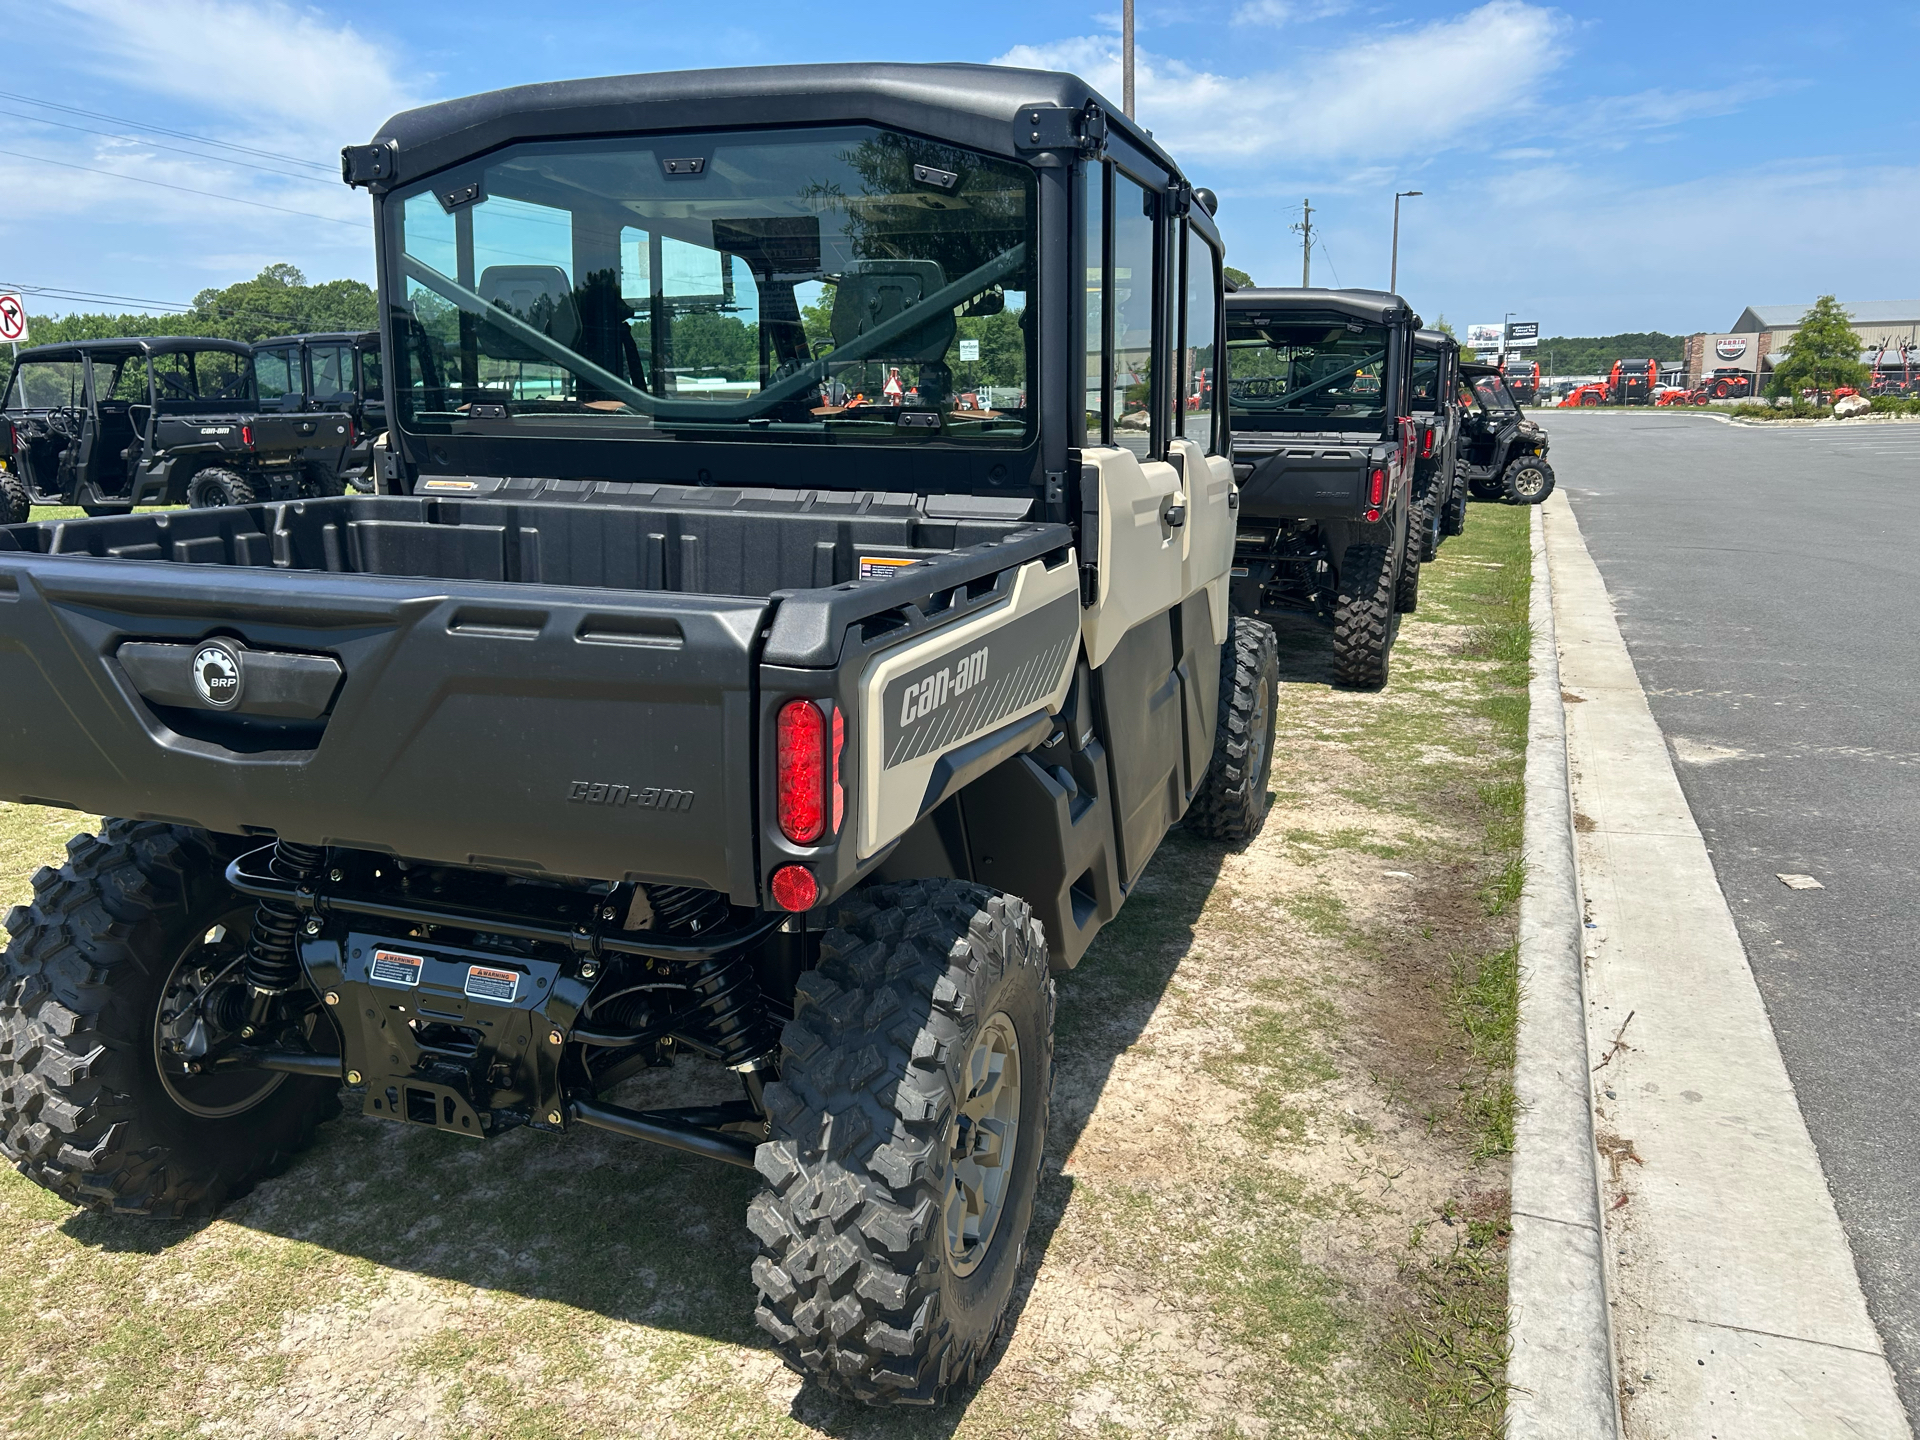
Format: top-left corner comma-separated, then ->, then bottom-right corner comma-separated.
1467,323 -> 1504,352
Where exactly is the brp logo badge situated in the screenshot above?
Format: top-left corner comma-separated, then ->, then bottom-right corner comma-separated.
192,641 -> 244,709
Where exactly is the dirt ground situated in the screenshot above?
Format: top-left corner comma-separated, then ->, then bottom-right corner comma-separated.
0,502 -> 1530,1439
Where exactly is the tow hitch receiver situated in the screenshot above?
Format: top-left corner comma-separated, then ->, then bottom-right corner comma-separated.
301,930 -> 587,1137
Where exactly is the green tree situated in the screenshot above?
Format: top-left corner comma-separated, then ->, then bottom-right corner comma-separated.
1223,266 -> 1254,291
1769,295 -> 1868,397
24,265 -> 376,347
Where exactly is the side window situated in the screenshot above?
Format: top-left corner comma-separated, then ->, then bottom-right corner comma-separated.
151,354 -> 194,402
309,345 -> 352,405
1081,162 -> 1107,444
1183,228 -> 1219,454
359,346 -> 383,399
1111,173 -> 1155,458
254,348 -> 296,410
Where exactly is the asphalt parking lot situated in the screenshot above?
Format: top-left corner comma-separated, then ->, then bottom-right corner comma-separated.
1546,410 -> 1920,1424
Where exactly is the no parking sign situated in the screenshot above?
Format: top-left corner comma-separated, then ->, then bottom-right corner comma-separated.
0,293 -> 27,344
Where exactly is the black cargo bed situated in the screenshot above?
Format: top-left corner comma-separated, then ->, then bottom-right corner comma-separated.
0,490 -> 1066,900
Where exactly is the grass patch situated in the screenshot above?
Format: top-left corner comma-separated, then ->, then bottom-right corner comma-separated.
1449,946 -> 1519,1159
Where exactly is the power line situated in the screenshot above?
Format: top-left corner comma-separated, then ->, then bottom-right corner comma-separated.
0,148 -> 369,229
0,107 -> 339,187
1,282 -> 196,313
0,88 -> 335,172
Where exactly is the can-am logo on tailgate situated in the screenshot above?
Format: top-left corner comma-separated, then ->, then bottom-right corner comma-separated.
899,647 -> 989,726
192,642 -> 243,709
568,781 -> 694,812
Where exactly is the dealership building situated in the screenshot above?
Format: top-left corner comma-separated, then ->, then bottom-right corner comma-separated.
1685,300 -> 1920,384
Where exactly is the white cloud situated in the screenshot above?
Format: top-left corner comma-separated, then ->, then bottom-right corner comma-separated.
46,0 -> 425,149
997,1 -> 1571,165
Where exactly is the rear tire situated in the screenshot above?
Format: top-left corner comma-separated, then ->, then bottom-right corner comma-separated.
1501,457 -> 1555,504
751,880 -> 1053,1405
0,472 -> 28,525
0,821 -> 338,1215
1332,542 -> 1396,690
1394,514 -> 1423,614
1187,614 -> 1279,844
187,468 -> 257,509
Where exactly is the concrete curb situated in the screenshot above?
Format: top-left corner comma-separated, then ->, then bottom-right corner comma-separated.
1505,504 -> 1622,1439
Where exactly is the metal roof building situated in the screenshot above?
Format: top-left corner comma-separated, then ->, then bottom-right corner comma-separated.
1731,300 -> 1920,333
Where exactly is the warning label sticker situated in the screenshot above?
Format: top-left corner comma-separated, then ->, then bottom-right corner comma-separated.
464,965 -> 521,1004
369,950 -> 424,987
859,556 -> 919,581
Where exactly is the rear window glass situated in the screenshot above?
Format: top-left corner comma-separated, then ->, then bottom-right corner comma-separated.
1227,318 -> 1390,433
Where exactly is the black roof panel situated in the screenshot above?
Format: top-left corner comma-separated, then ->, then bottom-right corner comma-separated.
365,62 -> 1190,191
1226,287 -> 1419,328
8,336 -> 251,363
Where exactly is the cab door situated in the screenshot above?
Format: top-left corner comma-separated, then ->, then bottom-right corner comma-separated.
1078,155 -> 1231,886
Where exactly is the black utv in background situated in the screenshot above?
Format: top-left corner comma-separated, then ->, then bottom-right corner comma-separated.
1225,287 -> 1420,688
1409,327 -> 1466,559
251,331 -> 385,492
0,337 -> 355,516
0,63 -> 1268,1408
1460,362 -> 1554,504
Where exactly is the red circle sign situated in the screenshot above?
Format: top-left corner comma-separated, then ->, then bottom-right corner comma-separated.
0,294 -> 26,343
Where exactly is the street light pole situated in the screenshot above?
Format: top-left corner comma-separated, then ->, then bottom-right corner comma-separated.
1390,190 -> 1421,294
1122,0 -> 1135,119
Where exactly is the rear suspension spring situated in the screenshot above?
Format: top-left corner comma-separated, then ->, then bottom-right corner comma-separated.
243,840 -> 326,996
684,950 -> 773,1068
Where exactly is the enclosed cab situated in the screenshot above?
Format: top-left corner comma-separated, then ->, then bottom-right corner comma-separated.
1410,328 -> 1466,556
251,331 -> 386,491
1502,356 -> 1540,404
0,63 -> 1266,1407
1608,357 -> 1657,405
1224,287 -> 1420,688
0,337 -> 356,516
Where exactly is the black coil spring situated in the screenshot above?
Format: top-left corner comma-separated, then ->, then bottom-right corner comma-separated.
685,951 -> 772,1066
243,840 -> 326,993
646,884 -> 731,936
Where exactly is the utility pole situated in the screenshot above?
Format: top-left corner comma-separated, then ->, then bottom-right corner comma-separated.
1390,190 -> 1421,294
1291,199 -> 1313,287
1122,0 -> 1135,118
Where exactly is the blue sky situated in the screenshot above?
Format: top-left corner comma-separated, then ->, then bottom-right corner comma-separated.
1,0 -> 1914,337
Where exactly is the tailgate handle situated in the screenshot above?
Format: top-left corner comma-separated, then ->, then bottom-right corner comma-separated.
117,640 -> 344,720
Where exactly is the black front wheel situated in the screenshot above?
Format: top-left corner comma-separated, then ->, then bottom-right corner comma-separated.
0,821 -> 339,1215
1502,456 -> 1556,504
751,879 -> 1053,1405
1442,466 -> 1469,535
0,472 -> 28,525
1187,613 -> 1279,844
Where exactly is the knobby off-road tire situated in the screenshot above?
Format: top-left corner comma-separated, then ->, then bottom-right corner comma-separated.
750,879 -> 1054,1405
1442,464 -> 1469,536
1502,456 -> 1555,504
1416,486 -> 1443,563
1187,613 -> 1279,844
0,821 -> 338,1215
1394,513 -> 1423,615
1333,542 -> 1397,690
0,472 -> 29,526
186,467 -> 257,509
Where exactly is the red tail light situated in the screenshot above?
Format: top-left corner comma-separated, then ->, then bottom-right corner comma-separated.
1420,425 -> 1434,458
1368,467 -> 1386,507
241,423 -> 254,448
777,698 -> 840,845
